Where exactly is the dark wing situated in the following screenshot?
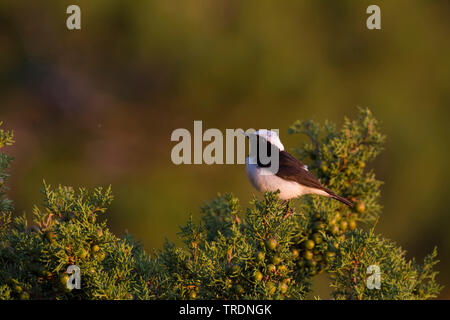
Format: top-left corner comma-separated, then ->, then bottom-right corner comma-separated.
276,151 -> 353,207
276,151 -> 328,191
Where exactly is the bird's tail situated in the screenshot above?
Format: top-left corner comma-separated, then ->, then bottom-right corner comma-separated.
331,194 -> 353,207
323,188 -> 353,207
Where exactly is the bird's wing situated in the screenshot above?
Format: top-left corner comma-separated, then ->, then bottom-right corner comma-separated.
275,151 -> 329,192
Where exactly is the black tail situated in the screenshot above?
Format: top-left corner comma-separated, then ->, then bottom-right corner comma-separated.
322,188 -> 353,207
330,193 -> 353,207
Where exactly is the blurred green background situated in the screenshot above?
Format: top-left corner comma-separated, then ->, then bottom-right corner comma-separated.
0,1 -> 449,298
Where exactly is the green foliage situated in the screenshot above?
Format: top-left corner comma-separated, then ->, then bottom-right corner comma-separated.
0,122 -> 14,213
0,183 -> 153,299
0,109 -> 443,300
288,107 -> 385,224
152,193 -> 309,299
329,230 -> 441,300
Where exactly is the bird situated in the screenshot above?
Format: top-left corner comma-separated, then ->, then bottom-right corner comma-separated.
245,129 -> 353,207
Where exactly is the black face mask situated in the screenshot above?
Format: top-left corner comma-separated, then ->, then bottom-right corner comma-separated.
252,136 -> 279,168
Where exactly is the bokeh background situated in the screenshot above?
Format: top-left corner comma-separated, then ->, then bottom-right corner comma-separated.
1,1 -> 449,298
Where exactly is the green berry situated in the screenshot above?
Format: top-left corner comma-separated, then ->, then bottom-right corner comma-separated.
291,248 -> 300,259
271,255 -> 282,265
304,240 -> 315,250
91,245 -> 100,253
265,238 -> 277,251
257,251 -> 266,262
254,271 -> 263,282
349,220 -> 357,230
340,220 -> 348,231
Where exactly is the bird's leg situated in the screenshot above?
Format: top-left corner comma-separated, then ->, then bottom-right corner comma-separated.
282,200 -> 293,220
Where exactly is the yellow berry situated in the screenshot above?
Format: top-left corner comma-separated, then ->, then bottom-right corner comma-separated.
257,251 -> 265,262
254,271 -> 263,282
267,264 -> 277,273
278,282 -> 288,294
304,240 -> 315,250
265,238 -> 277,251
356,201 -> 366,214
278,265 -> 287,273
304,250 -> 313,260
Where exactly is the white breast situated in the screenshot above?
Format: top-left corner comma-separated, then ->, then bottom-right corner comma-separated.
245,157 -> 329,200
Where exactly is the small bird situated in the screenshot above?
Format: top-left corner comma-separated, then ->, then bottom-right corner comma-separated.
245,130 -> 353,207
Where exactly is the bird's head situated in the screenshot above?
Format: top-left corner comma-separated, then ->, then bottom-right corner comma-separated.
245,129 -> 284,151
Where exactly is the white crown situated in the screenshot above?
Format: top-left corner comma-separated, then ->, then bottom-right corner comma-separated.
254,129 -> 284,151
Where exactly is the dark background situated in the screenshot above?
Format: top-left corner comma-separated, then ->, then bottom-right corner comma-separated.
0,1 -> 449,298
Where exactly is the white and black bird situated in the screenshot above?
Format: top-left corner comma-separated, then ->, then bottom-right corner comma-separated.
245,130 -> 353,207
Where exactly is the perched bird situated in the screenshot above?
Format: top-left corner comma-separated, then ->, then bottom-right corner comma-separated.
245,130 -> 353,207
